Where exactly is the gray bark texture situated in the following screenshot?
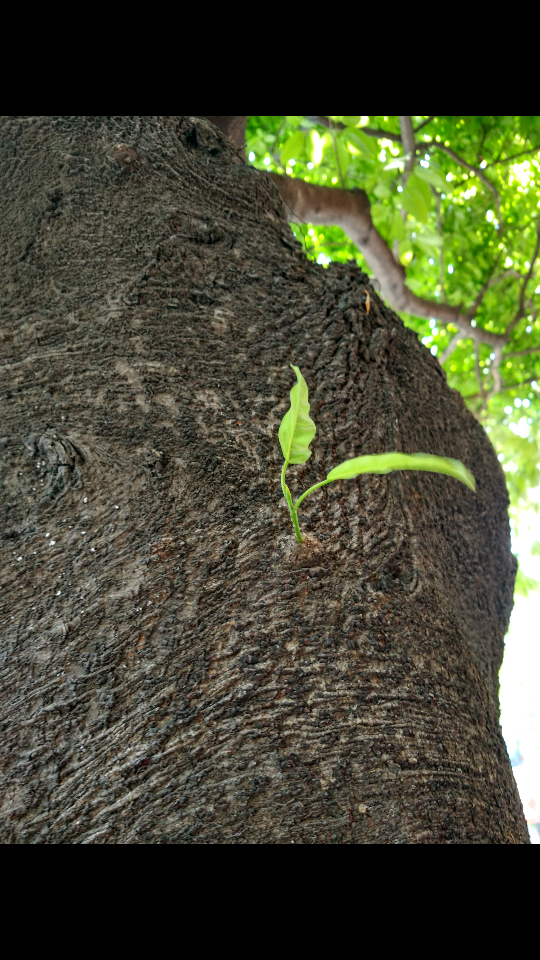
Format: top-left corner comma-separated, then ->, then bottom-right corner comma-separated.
0,116 -> 529,843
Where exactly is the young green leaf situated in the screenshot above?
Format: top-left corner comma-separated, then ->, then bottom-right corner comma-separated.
342,129 -> 377,160
326,452 -> 475,491
414,163 -> 448,192
335,134 -> 351,177
279,365 -> 316,464
391,211 -> 405,242
415,232 -> 443,257
373,182 -> 391,200
401,173 -> 432,223
281,131 -> 305,168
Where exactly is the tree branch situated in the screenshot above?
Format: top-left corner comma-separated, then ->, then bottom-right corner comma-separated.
489,268 -> 522,285
414,117 -> 435,134
503,346 -> 540,358
268,172 -> 506,350
399,116 -> 416,181
464,376 -> 539,400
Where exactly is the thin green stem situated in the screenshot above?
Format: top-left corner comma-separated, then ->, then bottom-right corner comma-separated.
281,464 -> 336,542
281,461 -> 303,542
291,508 -> 303,542
281,461 -> 291,506
294,478 -> 332,513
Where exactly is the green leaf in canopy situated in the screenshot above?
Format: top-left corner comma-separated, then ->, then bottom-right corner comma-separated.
341,116 -> 362,127
374,182 -> 391,199
371,203 -> 390,229
281,131 -> 305,168
391,211 -> 405,241
342,128 -> 376,159
326,452 -> 475,491
308,129 -> 330,164
399,239 -> 414,264
401,173 -> 432,222
335,134 -> 350,177
515,565 -> 540,597
278,365 -> 316,464
415,232 -> 443,257
414,163 -> 448,192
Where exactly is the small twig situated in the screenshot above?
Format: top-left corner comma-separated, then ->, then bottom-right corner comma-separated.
362,128 -> 402,144
464,376 -> 539,400
399,116 -> 416,184
305,116 -> 403,144
414,117 -> 435,134
503,346 -> 540,358
485,142 -> 540,168
488,268 -> 522,286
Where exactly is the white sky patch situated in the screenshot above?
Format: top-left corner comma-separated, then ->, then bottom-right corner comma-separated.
510,160 -> 532,188
500,497 -> 540,838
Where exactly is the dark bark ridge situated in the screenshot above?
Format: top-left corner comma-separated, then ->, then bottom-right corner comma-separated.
0,116 -> 527,843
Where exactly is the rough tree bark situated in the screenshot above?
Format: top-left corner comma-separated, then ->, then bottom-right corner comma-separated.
0,116 -> 529,843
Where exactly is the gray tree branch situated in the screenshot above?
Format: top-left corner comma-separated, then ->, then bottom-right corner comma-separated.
503,346 -> 540,358
414,116 -> 435,134
268,171 -> 506,351
399,116 -> 416,180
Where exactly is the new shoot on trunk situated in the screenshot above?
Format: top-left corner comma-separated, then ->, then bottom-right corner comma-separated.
279,365 -> 475,543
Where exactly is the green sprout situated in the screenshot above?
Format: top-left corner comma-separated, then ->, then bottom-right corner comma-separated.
279,365 -> 476,543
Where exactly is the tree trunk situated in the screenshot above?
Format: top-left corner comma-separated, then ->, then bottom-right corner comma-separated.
0,116 -> 528,844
